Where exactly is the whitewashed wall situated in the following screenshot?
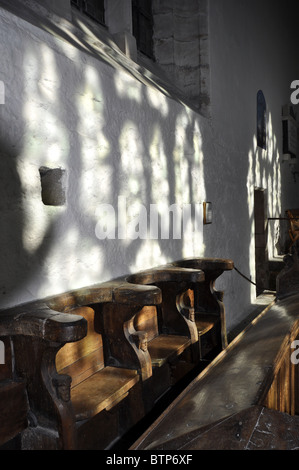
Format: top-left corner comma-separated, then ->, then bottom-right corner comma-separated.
207,0 -> 299,327
0,5 -> 208,307
0,1 -> 298,333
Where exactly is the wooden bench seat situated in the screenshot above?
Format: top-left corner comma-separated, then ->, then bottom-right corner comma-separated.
196,314 -> 218,335
126,265 -> 206,398
0,306 -> 86,449
131,286 -> 299,450
286,209 -> 299,249
55,306 -> 140,423
0,280 -> 160,450
147,334 -> 191,367
0,258 -> 233,450
71,367 -> 139,420
171,258 -> 234,358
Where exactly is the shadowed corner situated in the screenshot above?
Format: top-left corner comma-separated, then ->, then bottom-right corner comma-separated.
0,340 -> 4,365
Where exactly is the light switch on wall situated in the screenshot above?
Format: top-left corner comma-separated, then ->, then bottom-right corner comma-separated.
203,202 -> 212,224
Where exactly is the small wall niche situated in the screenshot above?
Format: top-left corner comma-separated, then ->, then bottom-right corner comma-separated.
39,166 -> 66,206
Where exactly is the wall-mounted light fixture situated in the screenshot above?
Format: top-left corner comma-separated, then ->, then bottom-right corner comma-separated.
203,202 -> 212,225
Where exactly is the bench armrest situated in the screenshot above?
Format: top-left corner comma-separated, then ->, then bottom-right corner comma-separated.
47,281 -> 162,312
172,257 -> 234,274
0,303 -> 87,343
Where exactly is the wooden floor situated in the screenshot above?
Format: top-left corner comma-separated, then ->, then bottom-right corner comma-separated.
147,406 -> 299,450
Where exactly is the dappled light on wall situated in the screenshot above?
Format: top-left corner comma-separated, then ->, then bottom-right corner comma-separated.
19,44 -> 68,256
146,86 -> 169,117
76,64 -> 111,216
1,6 -> 208,307
247,103 -> 282,301
114,69 -> 142,103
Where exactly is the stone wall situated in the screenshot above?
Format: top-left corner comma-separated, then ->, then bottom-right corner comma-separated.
152,0 -> 210,115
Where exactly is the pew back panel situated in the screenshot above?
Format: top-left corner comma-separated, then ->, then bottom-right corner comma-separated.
56,305 -> 141,423
56,307 -> 104,387
172,258 -> 234,357
0,379 -> 28,447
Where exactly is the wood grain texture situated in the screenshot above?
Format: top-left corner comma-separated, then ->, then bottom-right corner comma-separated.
148,335 -> 191,367
132,294 -> 299,450
0,380 -> 27,446
154,406 -> 299,450
0,258 -> 232,449
71,366 -> 139,420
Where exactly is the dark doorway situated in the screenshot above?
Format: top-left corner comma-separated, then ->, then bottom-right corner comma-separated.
254,188 -> 269,295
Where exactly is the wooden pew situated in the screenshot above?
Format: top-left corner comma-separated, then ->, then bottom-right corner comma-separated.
0,302 -> 86,449
0,279 -> 162,450
286,209 -> 299,249
1,259 -> 231,450
131,252 -> 299,451
171,258 -> 234,358
127,265 -> 205,401
0,258 -> 232,449
0,337 -> 28,448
